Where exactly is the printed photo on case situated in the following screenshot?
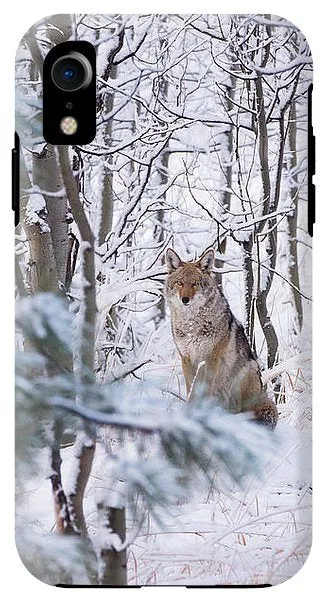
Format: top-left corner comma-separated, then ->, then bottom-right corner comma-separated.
15,14 -> 312,586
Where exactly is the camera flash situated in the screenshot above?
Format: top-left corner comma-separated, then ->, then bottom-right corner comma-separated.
60,116 -> 78,135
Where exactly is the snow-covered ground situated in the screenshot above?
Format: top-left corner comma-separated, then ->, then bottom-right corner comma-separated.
17,350 -> 312,586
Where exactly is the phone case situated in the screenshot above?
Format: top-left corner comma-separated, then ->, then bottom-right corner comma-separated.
15,14 -> 313,587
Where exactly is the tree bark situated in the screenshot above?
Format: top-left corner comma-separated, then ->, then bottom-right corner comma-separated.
215,75 -> 235,287
20,151 -> 74,583
58,146 -> 96,379
98,506 -> 127,586
98,28 -> 124,245
254,74 -> 279,368
153,151 -> 168,327
20,154 -> 58,293
32,146 -> 69,286
57,146 -> 97,554
287,101 -> 303,330
242,238 -> 256,352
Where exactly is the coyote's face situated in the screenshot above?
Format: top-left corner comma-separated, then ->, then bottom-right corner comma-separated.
165,248 -> 215,309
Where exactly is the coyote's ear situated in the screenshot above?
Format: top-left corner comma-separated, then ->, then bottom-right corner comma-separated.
166,248 -> 182,272
198,248 -> 215,272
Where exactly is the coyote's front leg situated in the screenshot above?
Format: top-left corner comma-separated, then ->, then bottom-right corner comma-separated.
181,356 -> 199,398
181,356 -> 210,401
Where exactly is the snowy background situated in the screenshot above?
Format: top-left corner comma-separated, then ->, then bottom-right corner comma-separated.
15,14 -> 312,586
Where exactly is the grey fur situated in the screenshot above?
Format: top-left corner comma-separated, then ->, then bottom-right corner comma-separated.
165,248 -> 278,428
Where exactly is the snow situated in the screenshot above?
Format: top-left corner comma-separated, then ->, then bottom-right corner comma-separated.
17,411 -> 311,585
16,293 -> 72,350
16,12 -> 312,587
16,326 -> 312,585
25,192 -> 50,233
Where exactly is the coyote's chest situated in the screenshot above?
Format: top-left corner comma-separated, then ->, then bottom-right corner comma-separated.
172,307 -> 217,365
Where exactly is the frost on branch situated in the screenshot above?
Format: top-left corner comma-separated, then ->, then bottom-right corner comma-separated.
17,292 -> 276,498
16,293 -> 73,372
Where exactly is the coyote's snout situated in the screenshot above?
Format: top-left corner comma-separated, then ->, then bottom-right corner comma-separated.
165,247 -> 278,429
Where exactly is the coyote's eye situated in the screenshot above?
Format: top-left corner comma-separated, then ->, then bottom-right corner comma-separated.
192,282 -> 198,288
176,281 -> 183,287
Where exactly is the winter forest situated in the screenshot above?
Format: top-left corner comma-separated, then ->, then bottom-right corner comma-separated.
15,14 -> 312,586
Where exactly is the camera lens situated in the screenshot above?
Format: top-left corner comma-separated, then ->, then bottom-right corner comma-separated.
51,52 -> 93,92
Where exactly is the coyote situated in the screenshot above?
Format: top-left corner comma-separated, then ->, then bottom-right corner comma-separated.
165,248 -> 278,429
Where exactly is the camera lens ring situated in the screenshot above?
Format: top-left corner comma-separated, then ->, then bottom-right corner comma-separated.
51,52 -> 93,92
